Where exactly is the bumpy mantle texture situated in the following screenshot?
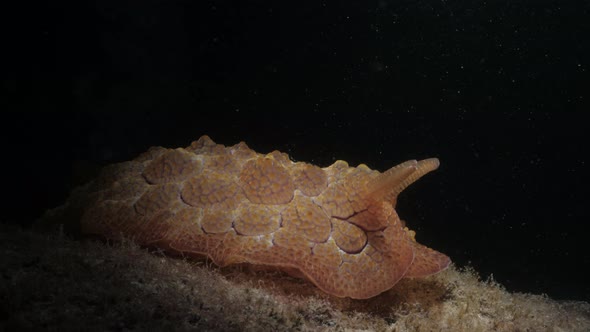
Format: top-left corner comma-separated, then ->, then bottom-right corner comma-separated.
44,135 -> 450,299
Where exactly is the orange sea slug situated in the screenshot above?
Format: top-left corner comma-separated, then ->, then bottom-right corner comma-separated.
44,135 -> 450,299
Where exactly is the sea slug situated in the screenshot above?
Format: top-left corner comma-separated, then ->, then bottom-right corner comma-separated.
45,135 -> 450,299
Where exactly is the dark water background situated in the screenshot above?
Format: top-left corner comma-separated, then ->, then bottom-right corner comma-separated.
3,0 -> 589,301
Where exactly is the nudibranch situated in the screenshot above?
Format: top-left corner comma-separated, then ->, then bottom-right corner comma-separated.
44,135 -> 450,299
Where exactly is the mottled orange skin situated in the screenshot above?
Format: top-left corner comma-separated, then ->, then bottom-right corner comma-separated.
52,135 -> 450,299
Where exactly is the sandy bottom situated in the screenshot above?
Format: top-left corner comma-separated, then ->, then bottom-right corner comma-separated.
1,224 -> 588,331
